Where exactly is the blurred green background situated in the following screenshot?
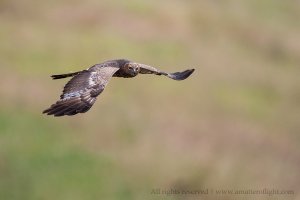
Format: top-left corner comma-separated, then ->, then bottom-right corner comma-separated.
0,0 -> 299,199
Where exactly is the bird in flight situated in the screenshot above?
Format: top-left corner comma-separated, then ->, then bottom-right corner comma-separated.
43,59 -> 195,117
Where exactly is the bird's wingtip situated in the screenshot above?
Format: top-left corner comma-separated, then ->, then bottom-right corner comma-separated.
168,68 -> 195,80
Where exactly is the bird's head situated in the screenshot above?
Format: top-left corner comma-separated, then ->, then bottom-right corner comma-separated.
123,62 -> 140,76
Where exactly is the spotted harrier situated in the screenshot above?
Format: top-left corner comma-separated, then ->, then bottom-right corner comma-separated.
43,59 -> 195,117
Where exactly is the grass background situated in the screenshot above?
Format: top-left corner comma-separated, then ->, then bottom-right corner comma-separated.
0,0 -> 299,199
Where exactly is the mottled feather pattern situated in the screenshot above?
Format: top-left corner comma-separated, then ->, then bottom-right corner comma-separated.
43,59 -> 194,116
43,62 -> 120,116
61,70 -> 93,99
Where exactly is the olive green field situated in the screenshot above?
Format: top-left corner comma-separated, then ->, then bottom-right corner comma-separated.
0,0 -> 299,199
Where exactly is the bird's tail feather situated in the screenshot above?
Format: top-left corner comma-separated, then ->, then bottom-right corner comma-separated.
51,71 -> 81,79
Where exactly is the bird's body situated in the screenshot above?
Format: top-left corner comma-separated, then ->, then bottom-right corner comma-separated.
43,59 -> 195,117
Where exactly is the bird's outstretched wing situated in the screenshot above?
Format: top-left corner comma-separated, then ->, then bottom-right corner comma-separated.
43,65 -> 119,117
138,64 -> 195,80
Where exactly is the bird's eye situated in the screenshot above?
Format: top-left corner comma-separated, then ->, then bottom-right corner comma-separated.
128,66 -> 133,70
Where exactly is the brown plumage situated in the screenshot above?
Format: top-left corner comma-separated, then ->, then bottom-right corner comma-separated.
43,59 -> 195,117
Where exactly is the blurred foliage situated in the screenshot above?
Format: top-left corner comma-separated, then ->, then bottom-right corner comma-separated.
0,0 -> 299,199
